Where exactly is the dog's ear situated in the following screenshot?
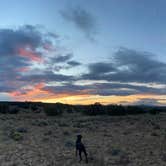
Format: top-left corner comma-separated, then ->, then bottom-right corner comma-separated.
77,134 -> 82,139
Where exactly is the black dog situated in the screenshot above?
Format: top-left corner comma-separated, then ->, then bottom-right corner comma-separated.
76,135 -> 88,163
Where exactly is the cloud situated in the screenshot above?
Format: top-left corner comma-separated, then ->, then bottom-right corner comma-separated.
51,54 -> 73,63
20,72 -> 74,83
0,25 -> 56,78
88,62 -> 116,74
83,48 -> 166,84
18,48 -> 43,62
0,25 -> 165,105
0,25 -> 44,55
0,25 -> 80,99
48,54 -> 81,72
132,98 -> 163,106
43,84 -> 90,96
67,60 -> 81,66
60,6 -> 97,40
42,81 -> 166,97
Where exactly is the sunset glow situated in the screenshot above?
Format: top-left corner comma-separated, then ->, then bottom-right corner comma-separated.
18,48 -> 43,63
0,0 -> 165,105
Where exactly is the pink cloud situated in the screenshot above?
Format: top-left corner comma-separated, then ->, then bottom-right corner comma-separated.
17,67 -> 30,72
18,48 -> 43,62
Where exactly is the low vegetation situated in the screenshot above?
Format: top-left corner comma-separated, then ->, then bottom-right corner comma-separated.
0,101 -> 165,165
0,102 -> 165,116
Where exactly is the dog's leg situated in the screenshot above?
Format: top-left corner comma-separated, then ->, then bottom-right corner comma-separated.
83,149 -> 88,163
79,150 -> 82,162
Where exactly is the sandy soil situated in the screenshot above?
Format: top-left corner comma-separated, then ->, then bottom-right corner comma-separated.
0,112 -> 166,166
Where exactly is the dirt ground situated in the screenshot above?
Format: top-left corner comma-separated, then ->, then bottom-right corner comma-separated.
0,111 -> 166,166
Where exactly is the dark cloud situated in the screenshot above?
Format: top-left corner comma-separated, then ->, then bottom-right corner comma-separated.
20,72 -> 74,83
48,54 -> 81,72
0,86 -> 16,93
0,25 -> 78,95
60,6 -> 97,40
67,60 -> 81,66
132,98 -> 162,106
43,84 -> 87,95
42,81 -> 166,97
83,48 -> 166,84
88,62 -> 116,74
0,25 -> 44,56
51,54 -> 73,63
93,82 -> 166,96
0,25 -> 56,78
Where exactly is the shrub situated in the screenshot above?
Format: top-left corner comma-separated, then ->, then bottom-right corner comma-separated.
149,108 -> 159,115
19,102 -> 30,109
44,104 -> 63,116
31,104 -> 38,111
65,140 -> 75,148
8,106 -> 19,114
32,120 -> 49,126
66,106 -> 75,113
125,106 -> 145,115
16,127 -> 28,133
106,105 -> 126,116
82,104 -> 148,116
84,102 -> 105,115
118,154 -> 130,165
0,103 -> 9,113
0,104 -> 20,114
10,131 -> 23,141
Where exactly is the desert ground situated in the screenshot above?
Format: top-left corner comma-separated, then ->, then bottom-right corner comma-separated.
0,111 -> 166,166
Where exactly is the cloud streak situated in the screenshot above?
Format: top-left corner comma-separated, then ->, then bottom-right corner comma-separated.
82,48 -> 166,84
60,6 -> 97,40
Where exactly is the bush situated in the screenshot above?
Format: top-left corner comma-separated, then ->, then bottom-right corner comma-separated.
19,102 -> 30,109
8,106 -> 19,114
149,108 -> 159,115
0,103 -> 9,113
84,102 -> 105,115
10,131 -> 23,141
44,104 -> 63,116
106,105 -> 126,116
0,104 -> 20,114
82,104 -> 148,116
66,106 -> 75,113
125,106 -> 145,115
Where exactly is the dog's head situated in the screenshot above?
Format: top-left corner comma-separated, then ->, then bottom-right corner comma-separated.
77,134 -> 82,140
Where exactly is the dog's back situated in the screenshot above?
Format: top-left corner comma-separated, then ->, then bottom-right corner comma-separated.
76,139 -> 85,151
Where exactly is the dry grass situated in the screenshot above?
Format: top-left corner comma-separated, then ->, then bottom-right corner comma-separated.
0,112 -> 166,165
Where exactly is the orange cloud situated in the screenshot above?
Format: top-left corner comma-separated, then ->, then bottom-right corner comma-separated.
9,83 -> 72,101
10,83 -> 46,100
9,83 -> 166,105
18,48 -> 43,62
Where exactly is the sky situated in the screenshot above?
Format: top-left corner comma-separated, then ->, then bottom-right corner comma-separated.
0,0 -> 166,105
